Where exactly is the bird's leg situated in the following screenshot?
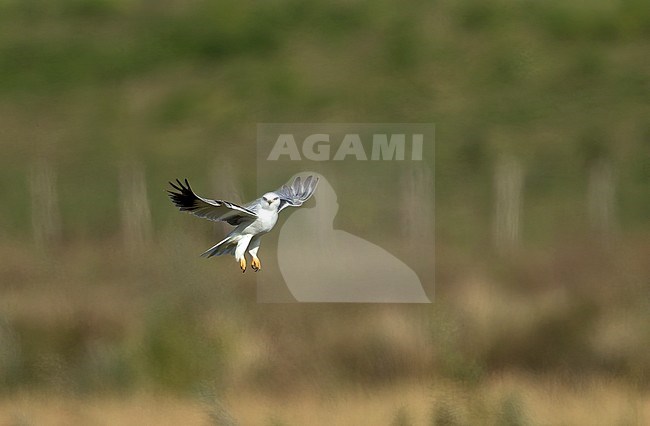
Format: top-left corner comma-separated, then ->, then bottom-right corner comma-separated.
248,237 -> 262,272
251,257 -> 261,271
235,235 -> 253,273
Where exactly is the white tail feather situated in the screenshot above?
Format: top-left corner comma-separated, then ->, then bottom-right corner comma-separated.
201,234 -> 241,258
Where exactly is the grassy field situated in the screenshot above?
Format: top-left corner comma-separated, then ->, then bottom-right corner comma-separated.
1,234 -> 649,424
2,376 -> 648,425
1,0 -> 649,424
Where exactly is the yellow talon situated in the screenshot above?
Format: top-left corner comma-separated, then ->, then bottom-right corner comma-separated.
239,257 -> 246,273
251,257 -> 261,272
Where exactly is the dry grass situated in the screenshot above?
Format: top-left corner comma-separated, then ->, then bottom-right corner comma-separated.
1,375 -> 648,425
0,392 -> 207,426
1,238 -> 650,426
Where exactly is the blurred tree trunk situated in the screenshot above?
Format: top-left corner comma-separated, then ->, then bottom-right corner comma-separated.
119,160 -> 152,254
400,165 -> 434,248
493,155 -> 523,254
30,158 -> 62,248
587,159 -> 616,238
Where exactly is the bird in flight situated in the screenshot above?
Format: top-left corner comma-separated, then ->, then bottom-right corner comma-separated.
168,175 -> 319,272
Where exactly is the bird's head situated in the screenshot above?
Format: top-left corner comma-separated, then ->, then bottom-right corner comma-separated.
261,192 -> 281,210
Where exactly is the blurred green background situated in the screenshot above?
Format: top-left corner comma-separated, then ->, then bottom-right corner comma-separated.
0,0 -> 649,424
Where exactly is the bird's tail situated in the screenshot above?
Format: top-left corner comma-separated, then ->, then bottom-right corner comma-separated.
201,234 -> 239,258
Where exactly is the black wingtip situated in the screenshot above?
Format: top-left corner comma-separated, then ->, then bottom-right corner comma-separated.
167,178 -> 200,210
169,178 -> 196,193
169,180 -> 182,192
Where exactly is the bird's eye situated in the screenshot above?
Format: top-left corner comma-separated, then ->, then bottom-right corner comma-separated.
273,197 -> 279,201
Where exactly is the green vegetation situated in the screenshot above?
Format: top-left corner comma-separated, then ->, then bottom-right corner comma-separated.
0,0 -> 649,423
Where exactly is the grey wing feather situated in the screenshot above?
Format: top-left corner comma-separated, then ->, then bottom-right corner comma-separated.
275,175 -> 320,212
167,179 -> 257,225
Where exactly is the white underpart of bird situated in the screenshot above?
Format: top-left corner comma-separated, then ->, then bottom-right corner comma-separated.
167,174 -> 319,272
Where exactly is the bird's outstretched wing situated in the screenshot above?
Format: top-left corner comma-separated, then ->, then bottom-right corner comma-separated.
167,179 -> 257,225
274,175 -> 320,212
